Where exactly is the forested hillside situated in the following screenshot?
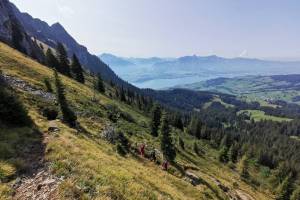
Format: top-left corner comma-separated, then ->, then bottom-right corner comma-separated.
0,41 -> 300,199
0,0 -> 300,199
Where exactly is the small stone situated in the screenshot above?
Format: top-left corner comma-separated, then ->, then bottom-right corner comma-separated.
37,184 -> 43,191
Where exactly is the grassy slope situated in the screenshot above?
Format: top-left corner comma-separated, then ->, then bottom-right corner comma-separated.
0,42 -> 273,199
237,110 -> 292,122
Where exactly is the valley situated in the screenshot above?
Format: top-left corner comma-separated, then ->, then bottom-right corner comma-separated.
178,75 -> 300,105
100,54 -> 300,90
0,0 -> 300,200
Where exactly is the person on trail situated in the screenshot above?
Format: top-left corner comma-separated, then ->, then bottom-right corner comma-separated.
162,160 -> 169,171
140,144 -> 146,157
150,149 -> 156,162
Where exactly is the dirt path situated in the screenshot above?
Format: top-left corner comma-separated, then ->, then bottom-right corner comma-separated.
13,169 -> 61,200
12,130 -> 61,200
235,189 -> 255,200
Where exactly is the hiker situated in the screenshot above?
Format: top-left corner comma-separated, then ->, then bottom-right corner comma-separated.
162,160 -> 169,170
140,143 -> 146,157
150,149 -> 156,162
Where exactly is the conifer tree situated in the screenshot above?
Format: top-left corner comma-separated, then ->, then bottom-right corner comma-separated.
160,112 -> 176,162
46,48 -> 59,69
150,104 -> 162,137
120,87 -> 126,102
275,174 -> 293,200
54,70 -> 77,127
239,155 -> 250,179
187,115 -> 202,138
170,113 -> 184,130
96,73 -> 105,93
71,54 -> 85,83
228,143 -> 238,163
194,142 -> 200,155
56,42 -> 71,76
179,137 -> 185,150
218,146 -> 229,163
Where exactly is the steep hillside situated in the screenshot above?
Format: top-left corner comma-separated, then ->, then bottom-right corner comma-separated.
0,42 -> 275,200
0,0 -> 136,91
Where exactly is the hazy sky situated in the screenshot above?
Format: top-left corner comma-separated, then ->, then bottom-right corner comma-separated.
10,0 -> 300,59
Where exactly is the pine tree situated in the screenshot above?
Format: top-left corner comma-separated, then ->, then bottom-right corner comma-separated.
275,174 -> 293,200
187,116 -> 202,138
56,43 -> 71,76
150,104 -> 162,137
239,155 -> 250,179
46,49 -> 59,69
218,146 -> 229,163
228,143 -> 238,163
120,87 -> 126,102
194,142 -> 200,155
160,112 -> 176,162
220,135 -> 229,148
179,137 -> 185,150
71,54 -> 85,83
96,73 -> 105,93
54,70 -> 77,127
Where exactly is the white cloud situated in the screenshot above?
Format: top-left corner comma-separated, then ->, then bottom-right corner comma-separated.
57,4 -> 75,17
239,50 -> 248,57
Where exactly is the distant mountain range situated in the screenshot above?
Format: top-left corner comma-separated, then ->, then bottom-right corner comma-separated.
99,53 -> 300,89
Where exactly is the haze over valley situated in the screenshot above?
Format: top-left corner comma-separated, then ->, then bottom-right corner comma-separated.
100,53 -> 300,89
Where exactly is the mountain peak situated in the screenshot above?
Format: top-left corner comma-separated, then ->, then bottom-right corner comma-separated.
51,22 -> 65,31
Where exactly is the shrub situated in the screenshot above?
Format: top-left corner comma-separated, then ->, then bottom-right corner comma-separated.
116,143 -> 127,156
115,131 -> 130,156
291,187 -> 300,200
117,131 -> 129,152
0,85 -> 31,126
179,137 -> 185,150
0,142 -> 15,159
44,78 -> 53,93
42,107 -> 58,120
106,104 -> 121,123
120,112 -> 135,123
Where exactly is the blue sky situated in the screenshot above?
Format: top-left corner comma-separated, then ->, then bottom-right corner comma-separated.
10,0 -> 300,59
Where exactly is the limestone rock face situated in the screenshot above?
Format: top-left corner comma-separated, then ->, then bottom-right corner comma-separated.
0,0 -> 45,61
0,0 -> 14,42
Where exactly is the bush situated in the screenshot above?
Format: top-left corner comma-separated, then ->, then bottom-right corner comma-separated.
179,137 -> 185,150
0,142 -> 15,159
106,104 -> 121,123
42,107 -> 58,120
43,78 -> 53,93
116,143 -> 127,156
117,131 -> 129,152
291,187 -> 300,200
120,112 -> 135,123
115,131 -> 130,156
0,85 -> 31,126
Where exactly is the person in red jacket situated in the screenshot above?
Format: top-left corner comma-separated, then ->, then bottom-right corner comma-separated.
162,160 -> 169,171
140,144 -> 145,157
